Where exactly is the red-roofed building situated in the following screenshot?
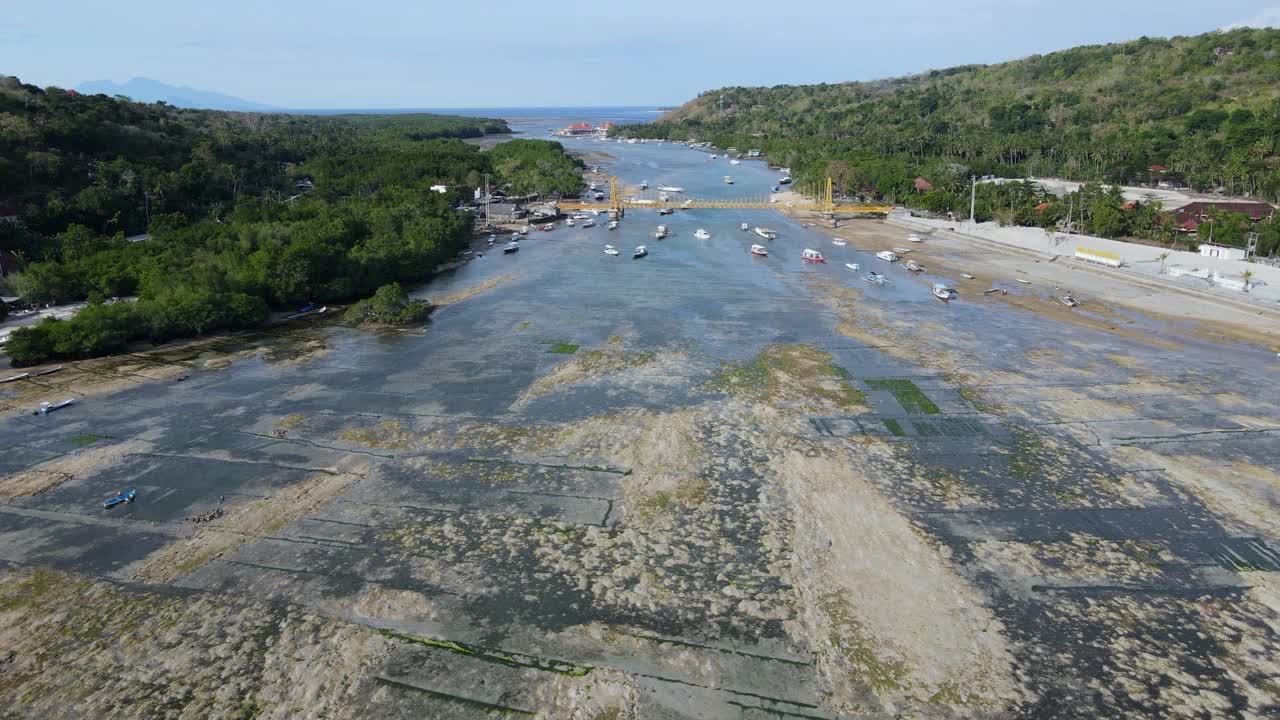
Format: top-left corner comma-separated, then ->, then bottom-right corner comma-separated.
1121,201 -> 1138,210
1148,164 -> 1167,173
913,177 -> 934,192
1034,202 -> 1052,212
1173,200 -> 1275,232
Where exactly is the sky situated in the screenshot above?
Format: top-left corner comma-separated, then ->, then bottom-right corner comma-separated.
2,1 -> 1280,109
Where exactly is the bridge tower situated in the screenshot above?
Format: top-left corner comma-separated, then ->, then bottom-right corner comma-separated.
609,176 -> 624,219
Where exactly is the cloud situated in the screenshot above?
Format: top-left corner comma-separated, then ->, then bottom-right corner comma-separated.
1222,7 -> 1280,29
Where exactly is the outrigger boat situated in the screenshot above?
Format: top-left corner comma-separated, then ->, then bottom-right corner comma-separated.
103,489 -> 136,509
753,227 -> 778,240
33,399 -> 75,415
801,249 -> 826,263
750,244 -> 768,256
0,373 -> 30,384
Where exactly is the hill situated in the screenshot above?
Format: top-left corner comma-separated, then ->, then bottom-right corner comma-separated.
75,77 -> 277,111
621,28 -> 1280,205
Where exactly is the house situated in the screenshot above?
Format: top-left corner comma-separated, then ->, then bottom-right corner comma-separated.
1148,164 -> 1168,173
747,149 -> 761,157
913,178 -> 934,192
1174,200 -> 1276,232
1198,244 -> 1247,261
429,184 -> 449,194
555,122 -> 597,137
485,203 -> 527,223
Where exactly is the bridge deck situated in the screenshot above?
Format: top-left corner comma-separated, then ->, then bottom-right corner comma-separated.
556,200 -> 891,214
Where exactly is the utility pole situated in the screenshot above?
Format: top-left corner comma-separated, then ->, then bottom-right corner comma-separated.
969,175 -> 977,228
483,172 -> 490,228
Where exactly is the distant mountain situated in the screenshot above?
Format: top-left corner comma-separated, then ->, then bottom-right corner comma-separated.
75,77 -> 277,111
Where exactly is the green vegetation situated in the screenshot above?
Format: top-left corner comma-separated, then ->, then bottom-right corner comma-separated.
865,378 -> 940,415
547,341 -> 581,354
713,344 -> 865,408
882,418 -> 906,437
0,76 -> 583,365
619,28 -> 1280,253
342,283 -> 432,327
69,434 -> 111,447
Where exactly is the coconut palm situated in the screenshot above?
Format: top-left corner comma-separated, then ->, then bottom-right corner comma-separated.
1158,252 -> 1170,273
1242,269 -> 1254,292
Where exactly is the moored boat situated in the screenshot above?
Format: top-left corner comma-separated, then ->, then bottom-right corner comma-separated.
582,220 -> 596,228
864,272 -> 888,285
640,180 -> 649,189
751,244 -> 768,256
740,222 -> 749,231
892,247 -> 913,254
876,250 -> 899,262
604,245 -> 619,256
0,373 -> 30,384
103,489 -> 136,509
540,224 -> 554,231
960,273 -> 975,279
801,249 -> 826,263
724,175 -> 734,184
694,229 -> 711,240
566,218 -> 574,227
658,207 -> 674,216
34,399 -> 75,415
932,283 -> 957,301
658,186 -> 684,192
845,262 -> 860,271
633,245 -> 648,258
778,176 -> 792,185
904,259 -> 925,272
503,242 -> 520,254
909,235 -> 923,243
752,227 -> 778,240
654,225 -> 670,239
608,220 -> 619,230
832,238 -> 846,246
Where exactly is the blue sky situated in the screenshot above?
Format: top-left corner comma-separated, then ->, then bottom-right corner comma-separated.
2,1 -> 1279,108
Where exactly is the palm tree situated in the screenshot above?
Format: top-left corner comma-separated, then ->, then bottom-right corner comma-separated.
1158,252 -> 1170,274
1242,269 -> 1254,293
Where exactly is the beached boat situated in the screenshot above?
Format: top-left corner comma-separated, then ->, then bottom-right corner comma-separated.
654,225 -> 670,239
0,373 -> 30,384
984,288 -> 1008,295
724,175 -> 734,184
604,245 -> 619,256
801,249 -> 826,263
503,242 -> 520,254
1059,294 -> 1079,307
933,283 -> 957,301
845,262 -> 860,271
1015,278 -> 1031,285
864,272 -> 888,285
908,235 -> 923,243
633,245 -> 648,258
904,259 -> 925,272
608,220 -> 619,230
892,247 -> 913,254
778,176 -> 792,185
751,244 -> 768,256
876,250 -> 899,262
832,239 -> 846,246
34,399 -> 74,416
753,227 -> 778,241
694,229 -> 711,240
103,489 -> 136,509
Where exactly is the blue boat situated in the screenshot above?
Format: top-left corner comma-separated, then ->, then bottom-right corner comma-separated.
103,489 -> 136,509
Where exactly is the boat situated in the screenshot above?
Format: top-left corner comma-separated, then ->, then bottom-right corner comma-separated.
773,186 -> 781,192
876,250 -> 899,262
658,191 -> 670,202
1015,278 -> 1031,285
604,245 -> 619,256
32,366 -> 64,377
582,220 -> 596,228
908,235 -> 923,243
640,180 -> 649,189
864,272 -> 888,285
729,159 -> 741,165
752,227 -> 778,240
0,373 -> 30,384
33,399 -> 74,416
960,273 -> 975,279
845,262 -> 860,271
520,226 -> 530,235
594,191 -> 605,200
608,220 -> 619,230
801,249 -> 826,263
317,306 -> 328,314
932,283 -> 957,301
566,218 -> 575,227
740,222 -> 749,231
832,239 -> 846,247
658,186 -> 684,192
904,259 -> 925,272
724,175 -> 734,184
654,225 -> 670,239
633,245 -> 648,258
984,288 -> 1008,295
103,489 -> 136,509
710,154 -> 718,159
540,224 -> 554,231
778,176 -> 792,185
657,208 -> 674,216
1060,294 -> 1080,307
892,247 -> 913,254
503,242 -> 520,254
751,244 -> 769,256
694,229 -> 711,240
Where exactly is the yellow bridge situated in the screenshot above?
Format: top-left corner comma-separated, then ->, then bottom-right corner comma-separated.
555,177 -> 891,216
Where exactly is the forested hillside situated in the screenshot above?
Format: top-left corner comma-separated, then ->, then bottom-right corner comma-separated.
621,28 -> 1280,206
0,76 -> 582,365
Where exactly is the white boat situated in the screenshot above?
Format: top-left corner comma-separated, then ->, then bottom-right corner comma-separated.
633,245 -> 648,258
778,176 -> 792,185
608,220 -> 619,230
658,186 -> 684,192
740,222 -> 749,231
892,247 -> 913,254
1015,278 -> 1031,285
594,191 -> 605,200
657,208 -> 674,216
832,239 -> 846,246
724,175 -> 734,184
604,245 -> 619,256
908,235 -> 923,243
904,259 -> 925,272
654,225 -> 670,239
503,242 -> 520,254
751,244 -> 768,256
729,159 -> 741,165
864,272 -> 888,285
1060,294 -> 1080,307
566,218 -> 575,227
582,220 -> 596,228
752,227 -> 778,241
34,399 -> 75,415
694,229 -> 711,240
933,283 -> 957,301
710,154 -> 718,159
876,250 -> 898,262
801,249 -> 826,263
520,226 -> 530,235
960,273 -> 975,279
